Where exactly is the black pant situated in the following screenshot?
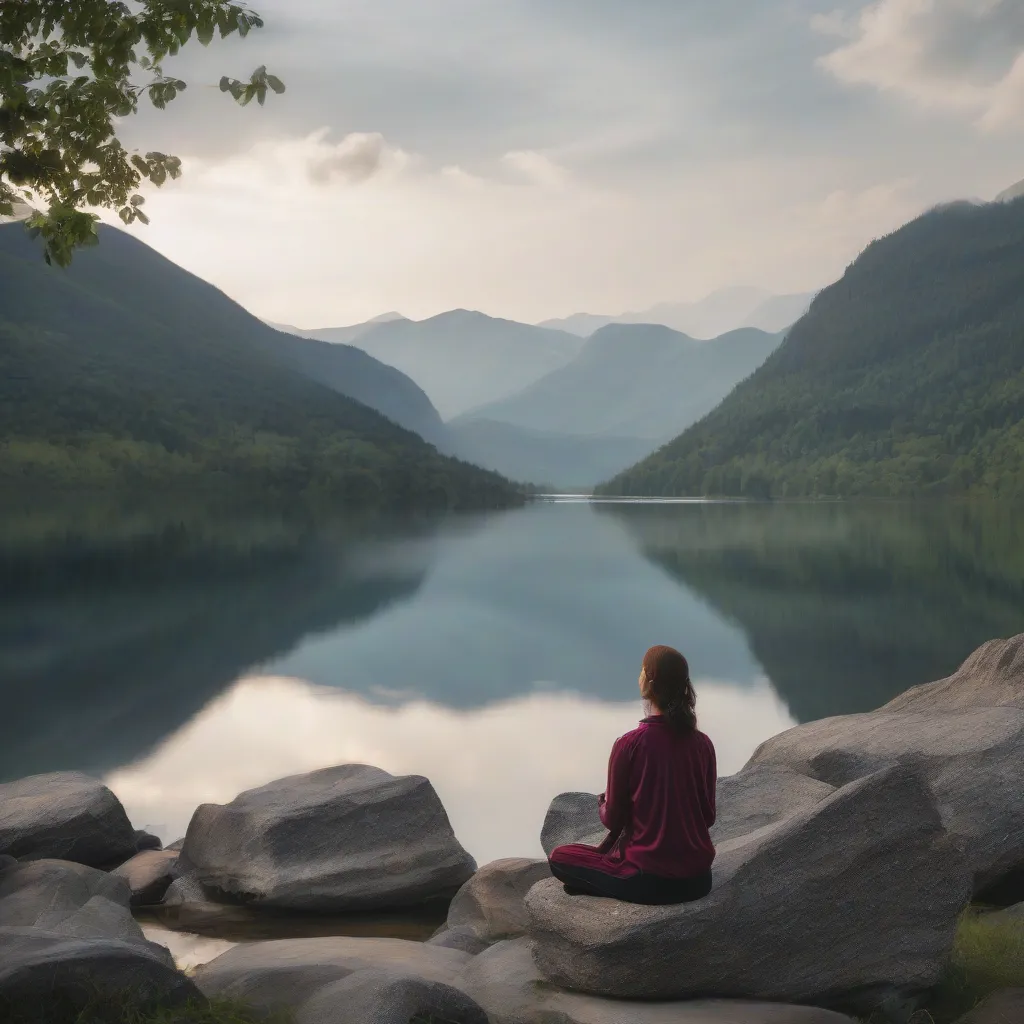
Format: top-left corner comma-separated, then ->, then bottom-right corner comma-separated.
549,860 -> 712,906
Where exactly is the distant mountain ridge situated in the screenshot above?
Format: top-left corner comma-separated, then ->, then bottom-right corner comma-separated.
336,309 -> 585,419
600,197 -> 1024,499
540,287 -> 814,339
457,323 -> 784,442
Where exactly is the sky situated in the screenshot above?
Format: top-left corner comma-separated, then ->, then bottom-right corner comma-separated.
107,0 -> 1024,327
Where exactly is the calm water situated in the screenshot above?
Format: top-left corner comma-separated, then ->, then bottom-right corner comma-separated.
2,499 -> 1022,865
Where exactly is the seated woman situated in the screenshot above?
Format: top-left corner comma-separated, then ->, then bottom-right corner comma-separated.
548,645 -> 716,905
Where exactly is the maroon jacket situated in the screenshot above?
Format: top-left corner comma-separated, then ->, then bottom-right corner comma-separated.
551,717 -> 717,879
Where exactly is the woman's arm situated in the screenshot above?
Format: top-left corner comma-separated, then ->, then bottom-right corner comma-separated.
703,738 -> 718,828
598,734 -> 633,833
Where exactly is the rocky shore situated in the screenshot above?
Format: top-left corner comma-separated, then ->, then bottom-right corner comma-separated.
2,633 -> 1023,1023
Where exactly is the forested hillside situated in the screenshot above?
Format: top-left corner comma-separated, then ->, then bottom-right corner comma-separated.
600,198 -> 1024,498
0,225 -> 519,510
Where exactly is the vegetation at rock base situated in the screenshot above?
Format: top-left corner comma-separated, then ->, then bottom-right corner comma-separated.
0,994 -> 290,1024
1,0 -> 281,265
599,198 -> 1024,500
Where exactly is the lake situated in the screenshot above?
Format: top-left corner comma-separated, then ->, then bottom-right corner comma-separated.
2,498 -> 1022,867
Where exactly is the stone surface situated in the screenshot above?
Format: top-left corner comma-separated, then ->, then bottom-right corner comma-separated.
446,858 -> 551,943
0,926 -> 200,1024
458,939 -> 858,1024
0,859 -> 150,946
194,936 -> 470,1013
541,767 -> 836,854
112,850 -> 179,906
165,837 -> 186,851
0,772 -> 138,867
178,764 -> 476,911
748,633 -> 1024,895
953,989 -> 1024,1024
296,968 -> 489,1024
527,766 -> 971,1012
427,924 -> 492,955
161,873 -> 208,907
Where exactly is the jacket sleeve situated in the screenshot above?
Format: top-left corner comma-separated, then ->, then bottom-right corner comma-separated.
598,734 -> 634,833
703,737 -> 718,828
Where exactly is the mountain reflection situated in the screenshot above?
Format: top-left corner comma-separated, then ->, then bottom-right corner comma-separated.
605,501 -> 1024,722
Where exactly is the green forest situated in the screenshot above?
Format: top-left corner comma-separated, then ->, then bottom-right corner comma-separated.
599,198 -> 1024,499
0,225 -> 522,512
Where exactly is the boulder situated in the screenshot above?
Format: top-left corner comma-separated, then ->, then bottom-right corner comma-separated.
953,989 -> 1024,1024
0,859 -> 151,947
0,772 -> 137,868
112,850 -> 179,906
194,936 -> 470,1013
540,766 -> 836,854
446,858 -> 551,943
527,766 -> 971,1012
458,939 -> 858,1024
748,633 -> 1024,896
133,830 -> 163,852
295,968 -> 488,1024
165,837 -> 186,851
178,764 -> 476,911
0,927 -> 200,1024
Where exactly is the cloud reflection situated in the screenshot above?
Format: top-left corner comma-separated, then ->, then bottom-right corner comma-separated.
106,674 -> 794,863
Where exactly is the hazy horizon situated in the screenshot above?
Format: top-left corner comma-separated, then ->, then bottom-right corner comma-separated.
85,0 -> 1024,326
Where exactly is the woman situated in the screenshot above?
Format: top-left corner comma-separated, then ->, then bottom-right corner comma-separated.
548,645 -> 716,905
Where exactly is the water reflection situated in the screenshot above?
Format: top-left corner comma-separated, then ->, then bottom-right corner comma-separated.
106,675 -> 794,863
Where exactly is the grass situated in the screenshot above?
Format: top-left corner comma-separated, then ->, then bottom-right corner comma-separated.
862,909 -> 1024,1023
0,995 -> 291,1024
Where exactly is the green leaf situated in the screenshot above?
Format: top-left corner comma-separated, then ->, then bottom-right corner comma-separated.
266,74 -> 285,94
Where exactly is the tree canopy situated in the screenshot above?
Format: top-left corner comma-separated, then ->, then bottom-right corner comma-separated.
0,0 -> 282,265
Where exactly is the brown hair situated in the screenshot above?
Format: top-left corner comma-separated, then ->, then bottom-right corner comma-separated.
641,645 -> 697,733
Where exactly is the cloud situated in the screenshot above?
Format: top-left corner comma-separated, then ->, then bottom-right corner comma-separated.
306,131 -> 409,184
501,150 -> 572,189
816,0 -> 1024,131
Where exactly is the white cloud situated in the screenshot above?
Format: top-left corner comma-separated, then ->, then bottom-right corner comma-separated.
816,0 -> 1024,131
501,150 -> 572,189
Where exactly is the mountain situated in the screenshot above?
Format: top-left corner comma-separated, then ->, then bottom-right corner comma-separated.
458,323 -> 783,441
599,198 -> 1024,499
280,311 -> 407,344
341,310 -> 585,419
997,179 -> 1024,203
446,419 -> 652,489
0,224 -> 518,509
540,287 -> 814,340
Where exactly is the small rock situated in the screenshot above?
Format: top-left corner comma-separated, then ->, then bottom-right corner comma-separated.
0,926 -> 199,1024
134,830 -> 163,852
194,936 -> 470,1014
540,793 -> 604,855
295,968 -> 488,1024
446,858 -> 550,945
179,764 -> 476,912
0,772 -> 137,868
112,850 -> 179,907
165,838 -> 186,852
458,939 -> 858,1024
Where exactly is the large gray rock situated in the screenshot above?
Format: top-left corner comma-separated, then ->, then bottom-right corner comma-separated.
178,764 -> 476,911
444,858 -> 551,944
748,633 -> 1024,896
527,766 -> 971,1012
296,968 -> 488,1024
427,924 -> 493,955
0,859 -> 152,948
0,926 -> 199,1023
0,773 -> 137,867
112,850 -> 179,906
458,939 -> 858,1024
540,765 -> 836,853
194,936 -> 470,1013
